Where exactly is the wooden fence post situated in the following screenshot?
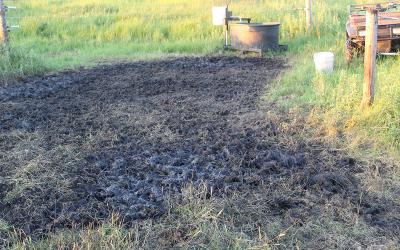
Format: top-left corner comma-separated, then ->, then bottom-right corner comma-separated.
0,0 -> 8,46
305,0 -> 313,30
361,8 -> 378,108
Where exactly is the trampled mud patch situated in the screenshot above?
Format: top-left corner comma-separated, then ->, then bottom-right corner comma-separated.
0,56 -> 399,246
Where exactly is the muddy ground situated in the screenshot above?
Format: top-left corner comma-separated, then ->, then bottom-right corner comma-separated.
0,56 -> 399,248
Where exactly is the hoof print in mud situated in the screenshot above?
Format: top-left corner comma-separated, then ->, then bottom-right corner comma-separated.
309,172 -> 353,195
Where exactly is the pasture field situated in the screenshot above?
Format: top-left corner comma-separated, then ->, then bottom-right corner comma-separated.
0,0 -> 400,249
1,0 -> 399,152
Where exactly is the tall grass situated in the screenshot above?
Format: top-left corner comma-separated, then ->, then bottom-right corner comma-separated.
1,0 -> 400,150
266,0 -> 400,154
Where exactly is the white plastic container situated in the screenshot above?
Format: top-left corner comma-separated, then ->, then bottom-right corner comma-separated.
212,6 -> 228,26
313,52 -> 334,74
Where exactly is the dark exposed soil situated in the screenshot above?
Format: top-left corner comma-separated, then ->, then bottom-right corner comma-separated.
0,56 -> 399,248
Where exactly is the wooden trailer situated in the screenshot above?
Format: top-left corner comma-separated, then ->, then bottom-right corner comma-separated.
346,2 -> 400,62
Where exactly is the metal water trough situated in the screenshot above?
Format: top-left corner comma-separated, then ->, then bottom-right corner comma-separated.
212,6 -> 287,55
229,22 -> 287,55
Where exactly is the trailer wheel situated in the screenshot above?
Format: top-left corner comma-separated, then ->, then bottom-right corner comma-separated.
345,37 -> 355,64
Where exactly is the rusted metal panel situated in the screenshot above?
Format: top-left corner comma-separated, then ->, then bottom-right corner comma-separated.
352,38 -> 393,53
378,40 -> 392,52
349,27 -> 393,39
350,12 -> 400,27
347,7 -> 400,42
230,23 -> 281,52
378,27 -> 392,38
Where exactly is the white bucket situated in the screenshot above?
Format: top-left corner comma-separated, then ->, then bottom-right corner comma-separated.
212,6 -> 227,26
313,52 -> 334,74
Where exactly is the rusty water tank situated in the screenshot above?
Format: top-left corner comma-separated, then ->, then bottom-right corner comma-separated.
230,22 -> 281,52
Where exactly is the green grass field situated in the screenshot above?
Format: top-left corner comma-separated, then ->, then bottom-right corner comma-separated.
1,0 -> 400,248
